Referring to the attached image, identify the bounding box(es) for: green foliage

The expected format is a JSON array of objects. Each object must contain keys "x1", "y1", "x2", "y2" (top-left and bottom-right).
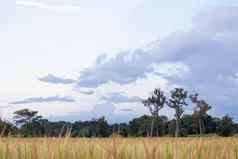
[
  {"x1": 217, "y1": 115, "x2": 235, "y2": 137},
  {"x1": 143, "y1": 89, "x2": 166, "y2": 137},
  {"x1": 128, "y1": 115, "x2": 152, "y2": 137},
  {"x1": 167, "y1": 88, "x2": 188, "y2": 116},
  {"x1": 190, "y1": 93, "x2": 212, "y2": 135},
  {"x1": 1, "y1": 112, "x2": 238, "y2": 138},
  {"x1": 71, "y1": 117, "x2": 110, "y2": 137},
  {"x1": 13, "y1": 109, "x2": 47, "y2": 137},
  {"x1": 143, "y1": 89, "x2": 166, "y2": 118},
  {"x1": 13, "y1": 109, "x2": 40, "y2": 126},
  {"x1": 167, "y1": 88, "x2": 188, "y2": 137},
  {"x1": 0, "y1": 119, "x2": 16, "y2": 136},
  {"x1": 0, "y1": 88, "x2": 237, "y2": 138}
]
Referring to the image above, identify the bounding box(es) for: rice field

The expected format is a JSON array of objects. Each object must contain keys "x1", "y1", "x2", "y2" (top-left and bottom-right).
[{"x1": 0, "y1": 137, "x2": 237, "y2": 159}]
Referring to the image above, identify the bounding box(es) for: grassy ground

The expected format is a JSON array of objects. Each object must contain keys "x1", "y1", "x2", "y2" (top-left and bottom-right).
[{"x1": 0, "y1": 137, "x2": 237, "y2": 159}]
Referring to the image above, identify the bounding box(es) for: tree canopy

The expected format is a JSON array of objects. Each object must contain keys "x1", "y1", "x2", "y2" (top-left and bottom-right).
[{"x1": 0, "y1": 88, "x2": 236, "y2": 137}]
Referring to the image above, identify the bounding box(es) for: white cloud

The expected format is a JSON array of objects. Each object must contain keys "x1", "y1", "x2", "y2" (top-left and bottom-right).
[
  {"x1": 7, "y1": 4, "x2": 238, "y2": 121},
  {"x1": 152, "y1": 62, "x2": 190, "y2": 78},
  {"x1": 72, "y1": 6, "x2": 238, "y2": 118},
  {"x1": 101, "y1": 92, "x2": 143, "y2": 104},
  {"x1": 16, "y1": 1, "x2": 80, "y2": 12}
]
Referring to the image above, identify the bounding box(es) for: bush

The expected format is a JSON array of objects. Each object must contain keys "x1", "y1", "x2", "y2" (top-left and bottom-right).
[{"x1": 217, "y1": 115, "x2": 234, "y2": 137}]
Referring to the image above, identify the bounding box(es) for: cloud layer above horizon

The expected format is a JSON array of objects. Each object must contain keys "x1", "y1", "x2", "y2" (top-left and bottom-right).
[
  {"x1": 41, "y1": 6, "x2": 238, "y2": 118},
  {"x1": 3, "y1": 1, "x2": 238, "y2": 122},
  {"x1": 11, "y1": 96, "x2": 75, "y2": 105}
]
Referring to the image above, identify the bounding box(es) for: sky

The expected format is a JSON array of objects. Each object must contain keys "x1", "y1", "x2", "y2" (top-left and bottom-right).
[{"x1": 0, "y1": 0, "x2": 238, "y2": 123}]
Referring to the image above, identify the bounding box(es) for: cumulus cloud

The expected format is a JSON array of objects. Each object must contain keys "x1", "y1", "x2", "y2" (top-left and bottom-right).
[
  {"x1": 74, "y1": 36, "x2": 197, "y2": 89},
  {"x1": 101, "y1": 92, "x2": 142, "y2": 103},
  {"x1": 73, "y1": 6, "x2": 238, "y2": 117},
  {"x1": 39, "y1": 74, "x2": 76, "y2": 84},
  {"x1": 16, "y1": 1, "x2": 80, "y2": 12},
  {"x1": 32, "y1": 6, "x2": 238, "y2": 119},
  {"x1": 152, "y1": 62, "x2": 190, "y2": 79},
  {"x1": 76, "y1": 50, "x2": 155, "y2": 88},
  {"x1": 75, "y1": 7, "x2": 238, "y2": 91},
  {"x1": 10, "y1": 96, "x2": 75, "y2": 104}
]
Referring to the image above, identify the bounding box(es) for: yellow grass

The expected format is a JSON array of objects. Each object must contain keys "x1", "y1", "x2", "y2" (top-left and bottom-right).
[{"x1": 0, "y1": 137, "x2": 237, "y2": 159}]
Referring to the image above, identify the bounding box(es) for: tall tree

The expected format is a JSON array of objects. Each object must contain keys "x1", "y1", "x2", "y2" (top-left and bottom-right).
[
  {"x1": 13, "y1": 109, "x2": 42, "y2": 136},
  {"x1": 13, "y1": 109, "x2": 41, "y2": 125},
  {"x1": 143, "y1": 89, "x2": 166, "y2": 137},
  {"x1": 167, "y1": 88, "x2": 188, "y2": 137},
  {"x1": 190, "y1": 93, "x2": 212, "y2": 135}
]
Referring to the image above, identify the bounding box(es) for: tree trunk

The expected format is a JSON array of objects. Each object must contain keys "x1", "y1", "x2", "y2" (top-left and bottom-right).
[
  {"x1": 156, "y1": 127, "x2": 159, "y2": 137},
  {"x1": 112, "y1": 125, "x2": 115, "y2": 136},
  {"x1": 150, "y1": 118, "x2": 154, "y2": 137},
  {"x1": 199, "y1": 118, "x2": 204, "y2": 136},
  {"x1": 162, "y1": 122, "x2": 165, "y2": 136},
  {"x1": 175, "y1": 109, "x2": 180, "y2": 137},
  {"x1": 155, "y1": 114, "x2": 159, "y2": 137},
  {"x1": 147, "y1": 128, "x2": 150, "y2": 137},
  {"x1": 175, "y1": 117, "x2": 180, "y2": 137},
  {"x1": 117, "y1": 125, "x2": 120, "y2": 135}
]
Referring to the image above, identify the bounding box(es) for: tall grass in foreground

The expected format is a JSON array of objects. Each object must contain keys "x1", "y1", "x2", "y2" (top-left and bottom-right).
[{"x1": 0, "y1": 137, "x2": 237, "y2": 159}]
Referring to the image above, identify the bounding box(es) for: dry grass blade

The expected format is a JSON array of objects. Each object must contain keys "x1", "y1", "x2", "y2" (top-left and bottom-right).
[{"x1": 0, "y1": 137, "x2": 235, "y2": 159}]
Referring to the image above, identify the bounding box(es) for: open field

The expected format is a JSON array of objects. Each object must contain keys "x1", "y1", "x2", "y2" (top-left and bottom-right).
[{"x1": 0, "y1": 137, "x2": 237, "y2": 159}]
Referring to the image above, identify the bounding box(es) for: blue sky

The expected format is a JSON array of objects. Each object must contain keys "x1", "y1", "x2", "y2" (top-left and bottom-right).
[{"x1": 0, "y1": 0, "x2": 238, "y2": 122}]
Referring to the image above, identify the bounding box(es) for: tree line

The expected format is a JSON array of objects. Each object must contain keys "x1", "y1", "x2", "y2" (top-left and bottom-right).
[{"x1": 0, "y1": 88, "x2": 237, "y2": 137}]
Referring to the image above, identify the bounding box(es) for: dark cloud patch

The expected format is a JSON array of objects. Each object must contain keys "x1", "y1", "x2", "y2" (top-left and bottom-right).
[
  {"x1": 101, "y1": 92, "x2": 142, "y2": 104},
  {"x1": 72, "y1": 87, "x2": 94, "y2": 95},
  {"x1": 78, "y1": 90, "x2": 94, "y2": 95},
  {"x1": 119, "y1": 108, "x2": 134, "y2": 112},
  {"x1": 39, "y1": 74, "x2": 76, "y2": 84},
  {"x1": 10, "y1": 96, "x2": 75, "y2": 104}
]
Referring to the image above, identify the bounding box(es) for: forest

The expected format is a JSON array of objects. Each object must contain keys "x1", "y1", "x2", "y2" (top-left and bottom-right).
[{"x1": 0, "y1": 88, "x2": 236, "y2": 138}]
